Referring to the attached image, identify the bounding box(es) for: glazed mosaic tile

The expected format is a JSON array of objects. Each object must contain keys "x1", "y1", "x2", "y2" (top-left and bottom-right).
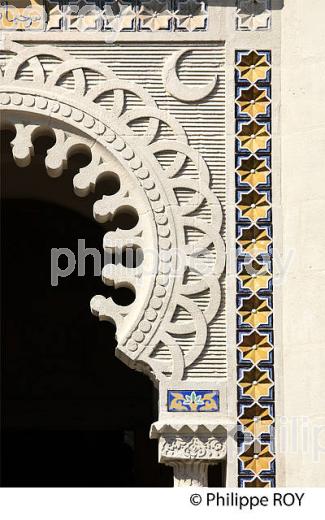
[
  {"x1": 235, "y1": 50, "x2": 275, "y2": 488},
  {"x1": 0, "y1": 1, "x2": 209, "y2": 32},
  {"x1": 167, "y1": 390, "x2": 220, "y2": 412}
]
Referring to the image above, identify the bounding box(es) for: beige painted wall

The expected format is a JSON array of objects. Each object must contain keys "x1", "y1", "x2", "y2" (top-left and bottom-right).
[{"x1": 281, "y1": 0, "x2": 325, "y2": 486}]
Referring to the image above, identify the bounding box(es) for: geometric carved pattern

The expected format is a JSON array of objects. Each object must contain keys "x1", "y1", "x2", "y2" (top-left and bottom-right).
[
  {"x1": 235, "y1": 50, "x2": 275, "y2": 488},
  {"x1": 236, "y1": 0, "x2": 271, "y2": 31},
  {"x1": 0, "y1": 1, "x2": 208, "y2": 32},
  {"x1": 0, "y1": 42, "x2": 224, "y2": 386}
]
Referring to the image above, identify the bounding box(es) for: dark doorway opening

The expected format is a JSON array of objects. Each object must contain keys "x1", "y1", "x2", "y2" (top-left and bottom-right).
[{"x1": 0, "y1": 130, "x2": 173, "y2": 487}]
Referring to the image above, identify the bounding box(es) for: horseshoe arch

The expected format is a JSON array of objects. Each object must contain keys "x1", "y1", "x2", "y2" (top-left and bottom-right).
[{"x1": 0, "y1": 41, "x2": 227, "y2": 486}]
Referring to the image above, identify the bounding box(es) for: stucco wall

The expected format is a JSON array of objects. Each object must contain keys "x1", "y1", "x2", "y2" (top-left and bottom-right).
[{"x1": 281, "y1": 0, "x2": 325, "y2": 486}]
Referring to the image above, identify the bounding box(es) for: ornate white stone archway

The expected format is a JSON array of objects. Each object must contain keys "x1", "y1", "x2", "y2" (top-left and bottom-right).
[{"x1": 0, "y1": 41, "x2": 228, "y2": 486}]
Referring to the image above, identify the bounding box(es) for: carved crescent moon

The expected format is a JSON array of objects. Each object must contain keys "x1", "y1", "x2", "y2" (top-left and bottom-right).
[{"x1": 162, "y1": 48, "x2": 218, "y2": 103}]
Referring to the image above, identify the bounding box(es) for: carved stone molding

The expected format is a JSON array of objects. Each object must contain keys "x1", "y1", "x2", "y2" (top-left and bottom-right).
[
  {"x1": 156, "y1": 428, "x2": 226, "y2": 487},
  {"x1": 151, "y1": 421, "x2": 227, "y2": 486},
  {"x1": 160, "y1": 435, "x2": 226, "y2": 461}
]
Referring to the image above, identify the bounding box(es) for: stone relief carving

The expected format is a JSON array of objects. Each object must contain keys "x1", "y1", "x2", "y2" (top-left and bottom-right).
[
  {"x1": 155, "y1": 425, "x2": 227, "y2": 486},
  {"x1": 160, "y1": 435, "x2": 226, "y2": 460},
  {"x1": 162, "y1": 48, "x2": 217, "y2": 102},
  {"x1": 0, "y1": 41, "x2": 225, "y2": 386},
  {"x1": 236, "y1": 0, "x2": 271, "y2": 31},
  {"x1": 149, "y1": 419, "x2": 227, "y2": 485}
]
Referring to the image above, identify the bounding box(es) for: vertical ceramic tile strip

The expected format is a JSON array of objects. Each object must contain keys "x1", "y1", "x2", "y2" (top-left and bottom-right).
[{"x1": 235, "y1": 50, "x2": 275, "y2": 487}]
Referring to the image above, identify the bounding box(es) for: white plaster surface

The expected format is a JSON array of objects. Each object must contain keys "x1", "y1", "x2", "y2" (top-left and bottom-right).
[{"x1": 281, "y1": 0, "x2": 325, "y2": 486}]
